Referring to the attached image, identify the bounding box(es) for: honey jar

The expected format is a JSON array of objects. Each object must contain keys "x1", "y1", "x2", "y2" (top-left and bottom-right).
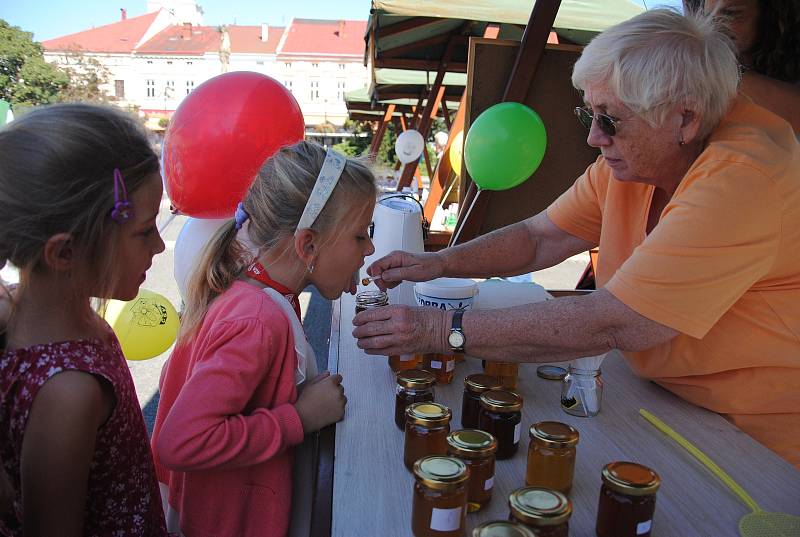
[
  {"x1": 525, "y1": 422, "x2": 579, "y2": 495},
  {"x1": 446, "y1": 429, "x2": 498, "y2": 512},
  {"x1": 478, "y1": 390, "x2": 523, "y2": 460},
  {"x1": 404, "y1": 402, "x2": 452, "y2": 471},
  {"x1": 472, "y1": 521, "x2": 535, "y2": 537},
  {"x1": 596, "y1": 462, "x2": 660, "y2": 537},
  {"x1": 508, "y1": 487, "x2": 572, "y2": 537},
  {"x1": 355, "y1": 290, "x2": 403, "y2": 369},
  {"x1": 461, "y1": 374, "x2": 503, "y2": 429},
  {"x1": 483, "y1": 361, "x2": 519, "y2": 390},
  {"x1": 395, "y1": 369, "x2": 436, "y2": 430},
  {"x1": 411, "y1": 456, "x2": 469, "y2": 537},
  {"x1": 423, "y1": 353, "x2": 457, "y2": 384}
]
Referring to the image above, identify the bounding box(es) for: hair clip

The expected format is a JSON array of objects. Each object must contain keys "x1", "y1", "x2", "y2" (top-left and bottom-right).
[
  {"x1": 234, "y1": 201, "x2": 249, "y2": 230},
  {"x1": 110, "y1": 168, "x2": 134, "y2": 223}
]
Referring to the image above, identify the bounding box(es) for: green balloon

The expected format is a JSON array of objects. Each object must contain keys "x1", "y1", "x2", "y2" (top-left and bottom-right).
[{"x1": 464, "y1": 102, "x2": 547, "y2": 191}]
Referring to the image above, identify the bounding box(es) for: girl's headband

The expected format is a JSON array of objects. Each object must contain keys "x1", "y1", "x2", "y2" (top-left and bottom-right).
[{"x1": 295, "y1": 148, "x2": 347, "y2": 232}]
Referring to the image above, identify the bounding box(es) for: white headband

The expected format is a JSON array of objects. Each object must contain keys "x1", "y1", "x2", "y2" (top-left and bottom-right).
[{"x1": 295, "y1": 148, "x2": 347, "y2": 232}]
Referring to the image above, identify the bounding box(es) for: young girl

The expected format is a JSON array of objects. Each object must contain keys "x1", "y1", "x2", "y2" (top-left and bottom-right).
[
  {"x1": 152, "y1": 141, "x2": 376, "y2": 537},
  {"x1": 0, "y1": 104, "x2": 168, "y2": 535}
]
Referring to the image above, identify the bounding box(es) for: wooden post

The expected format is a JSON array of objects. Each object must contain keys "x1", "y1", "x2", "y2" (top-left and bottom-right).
[{"x1": 368, "y1": 103, "x2": 395, "y2": 159}]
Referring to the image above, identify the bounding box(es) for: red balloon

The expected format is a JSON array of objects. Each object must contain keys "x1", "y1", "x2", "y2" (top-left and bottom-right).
[{"x1": 163, "y1": 72, "x2": 305, "y2": 218}]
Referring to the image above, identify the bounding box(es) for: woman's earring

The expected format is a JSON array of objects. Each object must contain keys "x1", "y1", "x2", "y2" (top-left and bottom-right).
[
  {"x1": 678, "y1": 135, "x2": 685, "y2": 146},
  {"x1": 307, "y1": 263, "x2": 315, "y2": 274}
]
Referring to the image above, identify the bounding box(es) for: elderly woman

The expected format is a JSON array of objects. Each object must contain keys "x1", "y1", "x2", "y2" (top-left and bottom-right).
[{"x1": 353, "y1": 9, "x2": 800, "y2": 467}]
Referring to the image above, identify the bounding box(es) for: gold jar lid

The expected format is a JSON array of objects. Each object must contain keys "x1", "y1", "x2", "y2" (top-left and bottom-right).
[
  {"x1": 413, "y1": 456, "x2": 469, "y2": 490},
  {"x1": 406, "y1": 402, "x2": 452, "y2": 427},
  {"x1": 397, "y1": 369, "x2": 436, "y2": 389},
  {"x1": 601, "y1": 461, "x2": 661, "y2": 496},
  {"x1": 447, "y1": 429, "x2": 497, "y2": 459},
  {"x1": 464, "y1": 374, "x2": 503, "y2": 394},
  {"x1": 472, "y1": 521, "x2": 536, "y2": 537},
  {"x1": 480, "y1": 389, "x2": 523, "y2": 412},
  {"x1": 508, "y1": 487, "x2": 572, "y2": 526},
  {"x1": 355, "y1": 289, "x2": 388, "y2": 308},
  {"x1": 529, "y1": 421, "x2": 579, "y2": 448}
]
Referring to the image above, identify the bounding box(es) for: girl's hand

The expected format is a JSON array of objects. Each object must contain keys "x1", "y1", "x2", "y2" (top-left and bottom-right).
[
  {"x1": 366, "y1": 251, "x2": 445, "y2": 291},
  {"x1": 295, "y1": 373, "x2": 347, "y2": 433}
]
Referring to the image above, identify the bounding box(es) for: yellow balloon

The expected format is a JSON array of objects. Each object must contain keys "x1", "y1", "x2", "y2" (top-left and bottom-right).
[
  {"x1": 104, "y1": 289, "x2": 180, "y2": 361},
  {"x1": 449, "y1": 131, "x2": 464, "y2": 176}
]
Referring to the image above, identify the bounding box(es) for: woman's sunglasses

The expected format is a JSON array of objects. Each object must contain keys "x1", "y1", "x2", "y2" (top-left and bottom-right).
[{"x1": 574, "y1": 106, "x2": 622, "y2": 137}]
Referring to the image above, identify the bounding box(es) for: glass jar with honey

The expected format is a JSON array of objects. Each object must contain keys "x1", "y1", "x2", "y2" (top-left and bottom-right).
[
  {"x1": 404, "y1": 402, "x2": 452, "y2": 471},
  {"x1": 446, "y1": 429, "x2": 498, "y2": 512},
  {"x1": 508, "y1": 487, "x2": 572, "y2": 537},
  {"x1": 411, "y1": 456, "x2": 469, "y2": 537},
  {"x1": 525, "y1": 421, "x2": 579, "y2": 495},
  {"x1": 596, "y1": 461, "x2": 660, "y2": 537},
  {"x1": 478, "y1": 390, "x2": 523, "y2": 460},
  {"x1": 423, "y1": 353, "x2": 457, "y2": 384},
  {"x1": 483, "y1": 361, "x2": 519, "y2": 390},
  {"x1": 395, "y1": 369, "x2": 436, "y2": 430},
  {"x1": 355, "y1": 290, "x2": 403, "y2": 370},
  {"x1": 461, "y1": 374, "x2": 503, "y2": 429},
  {"x1": 472, "y1": 521, "x2": 536, "y2": 537}
]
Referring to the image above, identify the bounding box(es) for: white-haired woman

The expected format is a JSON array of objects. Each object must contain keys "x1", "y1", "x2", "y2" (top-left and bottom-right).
[{"x1": 354, "y1": 9, "x2": 800, "y2": 467}]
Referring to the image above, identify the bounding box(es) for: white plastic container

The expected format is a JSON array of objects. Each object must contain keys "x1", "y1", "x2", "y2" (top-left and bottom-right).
[{"x1": 414, "y1": 278, "x2": 478, "y2": 310}]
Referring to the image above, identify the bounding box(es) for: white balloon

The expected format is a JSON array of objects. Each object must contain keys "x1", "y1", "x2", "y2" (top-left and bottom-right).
[
  {"x1": 395, "y1": 130, "x2": 425, "y2": 164},
  {"x1": 173, "y1": 217, "x2": 229, "y2": 302}
]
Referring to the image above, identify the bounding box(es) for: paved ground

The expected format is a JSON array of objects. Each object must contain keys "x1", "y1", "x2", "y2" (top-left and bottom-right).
[{"x1": 125, "y1": 195, "x2": 590, "y2": 434}]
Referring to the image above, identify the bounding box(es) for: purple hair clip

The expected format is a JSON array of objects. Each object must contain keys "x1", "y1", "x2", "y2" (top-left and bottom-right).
[
  {"x1": 234, "y1": 202, "x2": 249, "y2": 230},
  {"x1": 110, "y1": 168, "x2": 134, "y2": 223}
]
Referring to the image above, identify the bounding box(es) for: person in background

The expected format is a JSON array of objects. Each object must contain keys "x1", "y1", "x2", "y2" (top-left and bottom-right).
[
  {"x1": 152, "y1": 141, "x2": 376, "y2": 537},
  {"x1": 353, "y1": 9, "x2": 800, "y2": 468},
  {"x1": 0, "y1": 104, "x2": 168, "y2": 535}
]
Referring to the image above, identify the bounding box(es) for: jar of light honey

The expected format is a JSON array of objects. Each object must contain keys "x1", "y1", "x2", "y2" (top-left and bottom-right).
[
  {"x1": 446, "y1": 429, "x2": 498, "y2": 512},
  {"x1": 423, "y1": 353, "x2": 457, "y2": 384},
  {"x1": 525, "y1": 421, "x2": 579, "y2": 494},
  {"x1": 355, "y1": 290, "x2": 404, "y2": 370},
  {"x1": 596, "y1": 461, "x2": 660, "y2": 537},
  {"x1": 461, "y1": 374, "x2": 503, "y2": 429},
  {"x1": 508, "y1": 487, "x2": 572, "y2": 537},
  {"x1": 472, "y1": 521, "x2": 535, "y2": 537},
  {"x1": 478, "y1": 390, "x2": 523, "y2": 459},
  {"x1": 395, "y1": 369, "x2": 436, "y2": 431},
  {"x1": 483, "y1": 361, "x2": 519, "y2": 390},
  {"x1": 404, "y1": 402, "x2": 452, "y2": 471},
  {"x1": 412, "y1": 456, "x2": 469, "y2": 537}
]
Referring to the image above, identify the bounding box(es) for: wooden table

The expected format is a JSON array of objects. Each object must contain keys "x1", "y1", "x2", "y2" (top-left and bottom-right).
[{"x1": 315, "y1": 291, "x2": 800, "y2": 536}]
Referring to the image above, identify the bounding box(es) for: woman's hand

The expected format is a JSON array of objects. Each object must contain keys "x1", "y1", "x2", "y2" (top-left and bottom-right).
[
  {"x1": 366, "y1": 251, "x2": 445, "y2": 291},
  {"x1": 352, "y1": 304, "x2": 449, "y2": 357}
]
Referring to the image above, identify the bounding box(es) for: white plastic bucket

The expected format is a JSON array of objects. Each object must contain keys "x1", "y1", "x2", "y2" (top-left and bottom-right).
[{"x1": 414, "y1": 278, "x2": 478, "y2": 310}]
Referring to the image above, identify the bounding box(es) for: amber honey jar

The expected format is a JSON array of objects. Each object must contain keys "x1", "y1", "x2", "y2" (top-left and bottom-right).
[
  {"x1": 390, "y1": 354, "x2": 422, "y2": 372},
  {"x1": 483, "y1": 361, "x2": 519, "y2": 390},
  {"x1": 525, "y1": 421, "x2": 579, "y2": 495},
  {"x1": 472, "y1": 521, "x2": 536, "y2": 537},
  {"x1": 404, "y1": 402, "x2": 452, "y2": 471},
  {"x1": 446, "y1": 429, "x2": 498, "y2": 512},
  {"x1": 423, "y1": 353, "x2": 457, "y2": 384},
  {"x1": 461, "y1": 374, "x2": 503, "y2": 429},
  {"x1": 411, "y1": 456, "x2": 469, "y2": 537},
  {"x1": 355, "y1": 290, "x2": 402, "y2": 369},
  {"x1": 596, "y1": 462, "x2": 660, "y2": 537},
  {"x1": 395, "y1": 369, "x2": 436, "y2": 430},
  {"x1": 478, "y1": 390, "x2": 523, "y2": 460},
  {"x1": 508, "y1": 487, "x2": 572, "y2": 537}
]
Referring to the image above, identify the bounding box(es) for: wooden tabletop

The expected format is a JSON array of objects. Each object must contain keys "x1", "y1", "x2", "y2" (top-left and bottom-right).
[{"x1": 322, "y1": 291, "x2": 800, "y2": 536}]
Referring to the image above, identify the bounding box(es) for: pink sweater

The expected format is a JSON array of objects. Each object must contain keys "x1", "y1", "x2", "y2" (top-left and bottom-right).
[{"x1": 152, "y1": 281, "x2": 305, "y2": 537}]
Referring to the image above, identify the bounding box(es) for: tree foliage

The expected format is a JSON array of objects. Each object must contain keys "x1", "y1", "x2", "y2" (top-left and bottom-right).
[
  {"x1": 55, "y1": 47, "x2": 113, "y2": 103},
  {"x1": 0, "y1": 19, "x2": 67, "y2": 105},
  {"x1": 333, "y1": 118, "x2": 398, "y2": 168}
]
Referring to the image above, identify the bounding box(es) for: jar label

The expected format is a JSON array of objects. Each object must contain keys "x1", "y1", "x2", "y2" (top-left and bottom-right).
[
  {"x1": 637, "y1": 520, "x2": 652, "y2": 535},
  {"x1": 513, "y1": 422, "x2": 521, "y2": 443},
  {"x1": 431, "y1": 360, "x2": 442, "y2": 369},
  {"x1": 430, "y1": 506, "x2": 462, "y2": 531},
  {"x1": 484, "y1": 476, "x2": 494, "y2": 491},
  {"x1": 446, "y1": 359, "x2": 455, "y2": 372}
]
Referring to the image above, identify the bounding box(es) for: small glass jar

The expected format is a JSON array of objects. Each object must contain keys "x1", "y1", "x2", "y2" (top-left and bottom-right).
[
  {"x1": 404, "y1": 402, "x2": 452, "y2": 471},
  {"x1": 411, "y1": 456, "x2": 469, "y2": 537},
  {"x1": 461, "y1": 374, "x2": 503, "y2": 429},
  {"x1": 390, "y1": 353, "x2": 422, "y2": 372},
  {"x1": 560, "y1": 366, "x2": 603, "y2": 417},
  {"x1": 483, "y1": 361, "x2": 519, "y2": 390},
  {"x1": 446, "y1": 429, "x2": 498, "y2": 512},
  {"x1": 508, "y1": 487, "x2": 572, "y2": 537},
  {"x1": 596, "y1": 461, "x2": 660, "y2": 537},
  {"x1": 395, "y1": 369, "x2": 436, "y2": 430},
  {"x1": 472, "y1": 521, "x2": 536, "y2": 537},
  {"x1": 423, "y1": 353, "x2": 457, "y2": 384},
  {"x1": 525, "y1": 421, "x2": 579, "y2": 495},
  {"x1": 478, "y1": 390, "x2": 523, "y2": 460},
  {"x1": 355, "y1": 290, "x2": 403, "y2": 370}
]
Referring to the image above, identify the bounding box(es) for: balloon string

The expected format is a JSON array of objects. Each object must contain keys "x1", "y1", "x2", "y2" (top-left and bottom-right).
[{"x1": 451, "y1": 188, "x2": 481, "y2": 245}]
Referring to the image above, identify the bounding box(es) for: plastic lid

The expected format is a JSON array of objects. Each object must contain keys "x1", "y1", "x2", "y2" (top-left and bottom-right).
[
  {"x1": 480, "y1": 389, "x2": 523, "y2": 412},
  {"x1": 413, "y1": 456, "x2": 469, "y2": 490},
  {"x1": 446, "y1": 429, "x2": 497, "y2": 458},
  {"x1": 601, "y1": 461, "x2": 661, "y2": 496},
  {"x1": 406, "y1": 402, "x2": 451, "y2": 427},
  {"x1": 508, "y1": 487, "x2": 572, "y2": 526},
  {"x1": 472, "y1": 521, "x2": 536, "y2": 537},
  {"x1": 536, "y1": 365, "x2": 567, "y2": 380},
  {"x1": 414, "y1": 277, "x2": 478, "y2": 300},
  {"x1": 529, "y1": 421, "x2": 579, "y2": 448},
  {"x1": 397, "y1": 369, "x2": 436, "y2": 389},
  {"x1": 464, "y1": 374, "x2": 504, "y2": 393}
]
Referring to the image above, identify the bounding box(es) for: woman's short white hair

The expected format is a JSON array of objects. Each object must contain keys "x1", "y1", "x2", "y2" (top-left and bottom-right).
[{"x1": 572, "y1": 8, "x2": 740, "y2": 138}]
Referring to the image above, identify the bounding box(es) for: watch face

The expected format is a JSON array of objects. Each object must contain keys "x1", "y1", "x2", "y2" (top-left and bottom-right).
[{"x1": 448, "y1": 330, "x2": 465, "y2": 348}]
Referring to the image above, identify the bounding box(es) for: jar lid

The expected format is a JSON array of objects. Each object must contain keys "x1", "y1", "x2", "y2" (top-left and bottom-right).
[
  {"x1": 536, "y1": 365, "x2": 567, "y2": 380},
  {"x1": 413, "y1": 456, "x2": 469, "y2": 490},
  {"x1": 508, "y1": 487, "x2": 572, "y2": 526},
  {"x1": 355, "y1": 289, "x2": 388, "y2": 308},
  {"x1": 472, "y1": 521, "x2": 536, "y2": 537},
  {"x1": 406, "y1": 402, "x2": 451, "y2": 427},
  {"x1": 529, "y1": 421, "x2": 579, "y2": 448},
  {"x1": 464, "y1": 374, "x2": 503, "y2": 394},
  {"x1": 397, "y1": 369, "x2": 436, "y2": 389},
  {"x1": 479, "y1": 389, "x2": 523, "y2": 412},
  {"x1": 601, "y1": 461, "x2": 661, "y2": 496},
  {"x1": 446, "y1": 429, "x2": 497, "y2": 458}
]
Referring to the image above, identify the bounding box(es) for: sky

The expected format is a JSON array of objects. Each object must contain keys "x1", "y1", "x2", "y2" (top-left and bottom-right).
[{"x1": 2, "y1": 0, "x2": 684, "y2": 42}]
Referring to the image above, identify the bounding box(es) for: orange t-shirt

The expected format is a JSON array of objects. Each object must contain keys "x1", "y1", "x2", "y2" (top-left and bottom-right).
[{"x1": 547, "y1": 95, "x2": 800, "y2": 467}]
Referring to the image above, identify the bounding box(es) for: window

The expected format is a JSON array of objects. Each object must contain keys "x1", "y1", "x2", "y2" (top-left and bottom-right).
[
  {"x1": 167, "y1": 60, "x2": 173, "y2": 65},
  {"x1": 310, "y1": 80, "x2": 320, "y2": 101},
  {"x1": 256, "y1": 60, "x2": 264, "y2": 65},
  {"x1": 186, "y1": 61, "x2": 193, "y2": 65},
  {"x1": 336, "y1": 80, "x2": 346, "y2": 100},
  {"x1": 115, "y1": 80, "x2": 125, "y2": 99},
  {"x1": 338, "y1": 63, "x2": 345, "y2": 70},
  {"x1": 166, "y1": 80, "x2": 175, "y2": 88},
  {"x1": 285, "y1": 62, "x2": 292, "y2": 68},
  {"x1": 311, "y1": 62, "x2": 319, "y2": 68},
  {"x1": 146, "y1": 60, "x2": 153, "y2": 64},
  {"x1": 284, "y1": 80, "x2": 293, "y2": 92},
  {"x1": 185, "y1": 80, "x2": 195, "y2": 95},
  {"x1": 146, "y1": 79, "x2": 156, "y2": 97}
]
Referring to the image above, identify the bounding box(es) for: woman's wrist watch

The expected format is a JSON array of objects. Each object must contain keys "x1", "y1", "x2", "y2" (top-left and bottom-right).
[{"x1": 448, "y1": 309, "x2": 466, "y2": 353}]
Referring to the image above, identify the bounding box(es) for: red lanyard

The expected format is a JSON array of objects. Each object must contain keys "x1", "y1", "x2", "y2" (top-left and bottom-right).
[{"x1": 245, "y1": 261, "x2": 302, "y2": 322}]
